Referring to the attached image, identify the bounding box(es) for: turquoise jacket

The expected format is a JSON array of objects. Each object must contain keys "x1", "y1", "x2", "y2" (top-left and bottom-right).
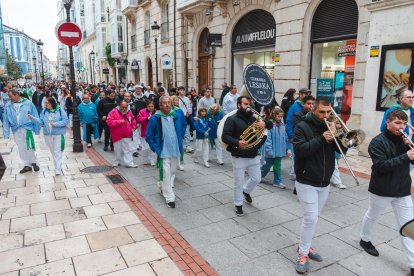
[
  {"x1": 264, "y1": 122, "x2": 288, "y2": 158},
  {"x1": 78, "y1": 102, "x2": 99, "y2": 141}
]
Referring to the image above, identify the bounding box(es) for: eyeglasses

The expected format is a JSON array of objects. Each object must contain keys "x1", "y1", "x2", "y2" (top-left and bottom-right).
[{"x1": 404, "y1": 96, "x2": 414, "y2": 100}]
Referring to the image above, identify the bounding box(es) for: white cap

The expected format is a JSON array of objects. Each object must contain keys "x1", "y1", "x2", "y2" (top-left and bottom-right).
[{"x1": 134, "y1": 85, "x2": 142, "y2": 89}]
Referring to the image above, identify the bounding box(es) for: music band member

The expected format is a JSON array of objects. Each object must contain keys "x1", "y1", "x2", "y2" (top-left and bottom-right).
[
  {"x1": 221, "y1": 96, "x2": 272, "y2": 216},
  {"x1": 292, "y1": 96, "x2": 347, "y2": 274},
  {"x1": 360, "y1": 109, "x2": 414, "y2": 275}
]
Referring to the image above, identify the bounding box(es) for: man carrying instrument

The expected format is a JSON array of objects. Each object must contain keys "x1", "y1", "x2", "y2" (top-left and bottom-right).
[
  {"x1": 360, "y1": 109, "x2": 414, "y2": 275},
  {"x1": 222, "y1": 96, "x2": 272, "y2": 216},
  {"x1": 292, "y1": 96, "x2": 347, "y2": 274}
]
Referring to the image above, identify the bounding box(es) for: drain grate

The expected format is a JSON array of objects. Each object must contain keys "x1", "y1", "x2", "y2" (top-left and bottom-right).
[
  {"x1": 81, "y1": 165, "x2": 113, "y2": 173},
  {"x1": 106, "y1": 174, "x2": 124, "y2": 184}
]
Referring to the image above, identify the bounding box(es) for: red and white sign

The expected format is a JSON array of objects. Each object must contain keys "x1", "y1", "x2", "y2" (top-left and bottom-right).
[{"x1": 55, "y1": 21, "x2": 82, "y2": 46}]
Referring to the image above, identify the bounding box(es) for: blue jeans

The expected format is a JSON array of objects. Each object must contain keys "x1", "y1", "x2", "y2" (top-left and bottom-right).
[
  {"x1": 0, "y1": 106, "x2": 3, "y2": 123},
  {"x1": 261, "y1": 157, "x2": 282, "y2": 184}
]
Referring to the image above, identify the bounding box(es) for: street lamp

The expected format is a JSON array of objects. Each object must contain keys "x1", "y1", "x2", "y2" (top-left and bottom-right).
[
  {"x1": 37, "y1": 39, "x2": 45, "y2": 85},
  {"x1": 151, "y1": 21, "x2": 160, "y2": 85},
  {"x1": 32, "y1": 56, "x2": 38, "y2": 83},
  {"x1": 89, "y1": 50, "x2": 95, "y2": 84},
  {"x1": 63, "y1": 0, "x2": 83, "y2": 153}
]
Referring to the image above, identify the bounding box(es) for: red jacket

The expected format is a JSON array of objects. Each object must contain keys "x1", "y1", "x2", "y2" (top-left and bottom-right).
[
  {"x1": 136, "y1": 108, "x2": 156, "y2": 138},
  {"x1": 106, "y1": 107, "x2": 137, "y2": 143}
]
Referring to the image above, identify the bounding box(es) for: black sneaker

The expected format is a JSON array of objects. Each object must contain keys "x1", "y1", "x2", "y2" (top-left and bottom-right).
[
  {"x1": 167, "y1": 201, "x2": 175, "y2": 208},
  {"x1": 235, "y1": 205, "x2": 244, "y2": 216},
  {"x1": 293, "y1": 188, "x2": 297, "y2": 195},
  {"x1": 19, "y1": 166, "x2": 32, "y2": 174},
  {"x1": 243, "y1": 192, "x2": 252, "y2": 204},
  {"x1": 360, "y1": 239, "x2": 379, "y2": 256},
  {"x1": 133, "y1": 152, "x2": 139, "y2": 157},
  {"x1": 103, "y1": 146, "x2": 108, "y2": 151},
  {"x1": 32, "y1": 163, "x2": 40, "y2": 172}
]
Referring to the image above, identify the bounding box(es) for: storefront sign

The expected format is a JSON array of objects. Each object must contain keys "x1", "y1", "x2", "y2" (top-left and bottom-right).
[
  {"x1": 338, "y1": 43, "x2": 356, "y2": 57},
  {"x1": 370, "y1": 46, "x2": 380, "y2": 57},
  {"x1": 316, "y1": 78, "x2": 334, "y2": 101},
  {"x1": 161, "y1": 55, "x2": 173, "y2": 69},
  {"x1": 272, "y1": 54, "x2": 280, "y2": 63},
  {"x1": 131, "y1": 60, "x2": 140, "y2": 70},
  {"x1": 209, "y1": 34, "x2": 222, "y2": 47},
  {"x1": 243, "y1": 63, "x2": 275, "y2": 106},
  {"x1": 232, "y1": 10, "x2": 276, "y2": 51}
]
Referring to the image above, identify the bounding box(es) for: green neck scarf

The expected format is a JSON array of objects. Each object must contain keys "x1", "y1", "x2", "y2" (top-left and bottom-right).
[
  {"x1": 61, "y1": 134, "x2": 65, "y2": 151},
  {"x1": 16, "y1": 98, "x2": 26, "y2": 104},
  {"x1": 157, "y1": 157, "x2": 163, "y2": 181},
  {"x1": 394, "y1": 104, "x2": 410, "y2": 111},
  {"x1": 156, "y1": 109, "x2": 175, "y2": 117}
]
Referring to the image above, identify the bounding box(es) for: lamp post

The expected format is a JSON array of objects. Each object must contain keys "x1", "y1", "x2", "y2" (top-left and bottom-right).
[
  {"x1": 151, "y1": 21, "x2": 160, "y2": 85},
  {"x1": 32, "y1": 56, "x2": 38, "y2": 83},
  {"x1": 37, "y1": 39, "x2": 45, "y2": 85},
  {"x1": 63, "y1": 0, "x2": 83, "y2": 153},
  {"x1": 89, "y1": 50, "x2": 95, "y2": 84}
]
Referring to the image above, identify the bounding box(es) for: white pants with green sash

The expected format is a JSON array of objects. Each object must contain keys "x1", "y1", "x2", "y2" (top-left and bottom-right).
[{"x1": 14, "y1": 128, "x2": 37, "y2": 166}]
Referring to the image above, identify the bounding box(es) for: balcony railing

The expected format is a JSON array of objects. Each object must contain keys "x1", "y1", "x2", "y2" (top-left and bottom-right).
[
  {"x1": 144, "y1": 29, "x2": 150, "y2": 46},
  {"x1": 131, "y1": 35, "x2": 137, "y2": 51},
  {"x1": 161, "y1": 22, "x2": 169, "y2": 41},
  {"x1": 121, "y1": 0, "x2": 137, "y2": 10}
]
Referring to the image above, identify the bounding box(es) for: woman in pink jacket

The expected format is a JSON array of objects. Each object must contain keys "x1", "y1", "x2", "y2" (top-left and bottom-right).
[
  {"x1": 136, "y1": 100, "x2": 156, "y2": 165},
  {"x1": 106, "y1": 101, "x2": 138, "y2": 168}
]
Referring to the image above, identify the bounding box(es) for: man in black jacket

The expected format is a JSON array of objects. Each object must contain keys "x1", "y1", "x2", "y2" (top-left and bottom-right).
[
  {"x1": 292, "y1": 96, "x2": 347, "y2": 274},
  {"x1": 97, "y1": 90, "x2": 117, "y2": 151},
  {"x1": 360, "y1": 109, "x2": 414, "y2": 275},
  {"x1": 222, "y1": 96, "x2": 272, "y2": 216}
]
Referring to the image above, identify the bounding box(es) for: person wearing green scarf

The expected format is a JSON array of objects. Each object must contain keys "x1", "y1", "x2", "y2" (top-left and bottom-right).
[
  {"x1": 31, "y1": 97, "x2": 68, "y2": 176},
  {"x1": 3, "y1": 89, "x2": 40, "y2": 174}
]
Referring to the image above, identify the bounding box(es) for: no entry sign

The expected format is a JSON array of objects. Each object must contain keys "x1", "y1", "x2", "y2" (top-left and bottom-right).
[{"x1": 55, "y1": 21, "x2": 82, "y2": 46}]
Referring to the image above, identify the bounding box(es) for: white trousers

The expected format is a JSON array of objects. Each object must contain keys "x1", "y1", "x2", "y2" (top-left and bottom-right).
[
  {"x1": 195, "y1": 139, "x2": 209, "y2": 163},
  {"x1": 141, "y1": 140, "x2": 154, "y2": 164},
  {"x1": 160, "y1": 157, "x2": 177, "y2": 203},
  {"x1": 114, "y1": 138, "x2": 135, "y2": 166},
  {"x1": 330, "y1": 160, "x2": 342, "y2": 185},
  {"x1": 295, "y1": 181, "x2": 330, "y2": 256},
  {"x1": 14, "y1": 128, "x2": 37, "y2": 166},
  {"x1": 214, "y1": 138, "x2": 223, "y2": 162},
  {"x1": 132, "y1": 129, "x2": 141, "y2": 150},
  {"x1": 232, "y1": 156, "x2": 261, "y2": 206},
  {"x1": 44, "y1": 135, "x2": 63, "y2": 172},
  {"x1": 361, "y1": 192, "x2": 414, "y2": 268}
]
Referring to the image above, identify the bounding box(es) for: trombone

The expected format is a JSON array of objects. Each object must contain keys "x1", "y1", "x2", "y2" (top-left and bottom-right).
[{"x1": 324, "y1": 108, "x2": 365, "y2": 186}]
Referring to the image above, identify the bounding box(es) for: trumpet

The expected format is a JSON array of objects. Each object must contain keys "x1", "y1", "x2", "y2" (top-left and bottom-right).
[{"x1": 324, "y1": 108, "x2": 364, "y2": 186}]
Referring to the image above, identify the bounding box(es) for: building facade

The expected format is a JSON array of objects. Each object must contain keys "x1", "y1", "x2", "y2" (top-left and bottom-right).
[{"x1": 0, "y1": 1, "x2": 6, "y2": 77}]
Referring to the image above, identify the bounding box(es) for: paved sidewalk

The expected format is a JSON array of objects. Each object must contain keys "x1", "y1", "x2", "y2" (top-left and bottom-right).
[
  {"x1": 0, "y1": 136, "x2": 184, "y2": 276},
  {"x1": 95, "y1": 142, "x2": 412, "y2": 276}
]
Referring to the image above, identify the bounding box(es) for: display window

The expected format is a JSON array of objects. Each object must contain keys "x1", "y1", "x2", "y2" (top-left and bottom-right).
[
  {"x1": 376, "y1": 43, "x2": 414, "y2": 111},
  {"x1": 310, "y1": 39, "x2": 356, "y2": 122}
]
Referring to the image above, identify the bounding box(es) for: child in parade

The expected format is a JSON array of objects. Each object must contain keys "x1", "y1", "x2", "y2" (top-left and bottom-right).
[
  {"x1": 136, "y1": 100, "x2": 157, "y2": 166},
  {"x1": 171, "y1": 95, "x2": 187, "y2": 171},
  {"x1": 208, "y1": 104, "x2": 224, "y2": 165},
  {"x1": 261, "y1": 107, "x2": 290, "y2": 188},
  {"x1": 194, "y1": 107, "x2": 212, "y2": 167}
]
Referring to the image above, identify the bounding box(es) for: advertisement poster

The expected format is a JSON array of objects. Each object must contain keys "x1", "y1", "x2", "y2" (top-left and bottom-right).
[
  {"x1": 378, "y1": 48, "x2": 412, "y2": 109},
  {"x1": 341, "y1": 39, "x2": 356, "y2": 123},
  {"x1": 317, "y1": 78, "x2": 334, "y2": 102},
  {"x1": 333, "y1": 71, "x2": 345, "y2": 114}
]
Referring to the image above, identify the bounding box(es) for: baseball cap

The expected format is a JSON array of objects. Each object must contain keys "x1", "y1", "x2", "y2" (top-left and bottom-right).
[
  {"x1": 299, "y1": 88, "x2": 311, "y2": 94},
  {"x1": 61, "y1": 85, "x2": 66, "y2": 89},
  {"x1": 134, "y1": 85, "x2": 142, "y2": 89}
]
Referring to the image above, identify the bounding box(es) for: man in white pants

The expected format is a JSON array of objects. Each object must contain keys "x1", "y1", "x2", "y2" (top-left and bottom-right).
[
  {"x1": 292, "y1": 97, "x2": 347, "y2": 274},
  {"x1": 146, "y1": 96, "x2": 184, "y2": 208},
  {"x1": 3, "y1": 89, "x2": 40, "y2": 173},
  {"x1": 221, "y1": 96, "x2": 272, "y2": 216},
  {"x1": 360, "y1": 109, "x2": 414, "y2": 276}
]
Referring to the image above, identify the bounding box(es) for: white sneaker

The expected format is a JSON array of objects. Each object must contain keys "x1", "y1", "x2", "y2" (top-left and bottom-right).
[
  {"x1": 55, "y1": 170, "x2": 61, "y2": 176},
  {"x1": 273, "y1": 182, "x2": 286, "y2": 189},
  {"x1": 204, "y1": 161, "x2": 210, "y2": 168},
  {"x1": 126, "y1": 164, "x2": 138, "y2": 168},
  {"x1": 112, "y1": 163, "x2": 120, "y2": 167},
  {"x1": 87, "y1": 143, "x2": 92, "y2": 148},
  {"x1": 331, "y1": 182, "x2": 347, "y2": 189},
  {"x1": 177, "y1": 164, "x2": 184, "y2": 171},
  {"x1": 217, "y1": 159, "x2": 224, "y2": 165},
  {"x1": 194, "y1": 158, "x2": 199, "y2": 164},
  {"x1": 185, "y1": 146, "x2": 195, "y2": 153},
  {"x1": 150, "y1": 161, "x2": 155, "y2": 166},
  {"x1": 97, "y1": 138, "x2": 102, "y2": 143}
]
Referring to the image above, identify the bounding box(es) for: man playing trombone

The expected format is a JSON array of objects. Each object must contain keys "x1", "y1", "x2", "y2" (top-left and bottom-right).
[
  {"x1": 360, "y1": 109, "x2": 414, "y2": 276},
  {"x1": 292, "y1": 96, "x2": 348, "y2": 274}
]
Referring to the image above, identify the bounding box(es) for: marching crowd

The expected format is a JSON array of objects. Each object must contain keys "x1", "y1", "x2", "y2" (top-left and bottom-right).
[{"x1": 2, "y1": 79, "x2": 414, "y2": 275}]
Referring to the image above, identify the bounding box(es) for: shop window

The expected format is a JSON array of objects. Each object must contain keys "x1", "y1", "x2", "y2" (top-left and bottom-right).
[
  {"x1": 310, "y1": 39, "x2": 356, "y2": 121},
  {"x1": 376, "y1": 43, "x2": 414, "y2": 111}
]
